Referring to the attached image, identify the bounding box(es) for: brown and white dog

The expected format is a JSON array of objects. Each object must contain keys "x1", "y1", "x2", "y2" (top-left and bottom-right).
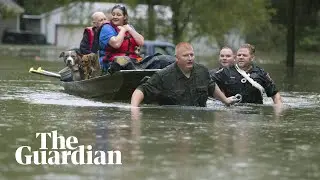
[
  {"x1": 79, "y1": 53, "x2": 100, "y2": 79},
  {"x1": 59, "y1": 50, "x2": 83, "y2": 81}
]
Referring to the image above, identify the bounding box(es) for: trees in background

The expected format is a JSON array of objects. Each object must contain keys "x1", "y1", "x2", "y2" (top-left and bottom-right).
[
  {"x1": 267, "y1": 0, "x2": 320, "y2": 51},
  {"x1": 15, "y1": 0, "x2": 93, "y2": 15},
  {"x1": 125, "y1": 0, "x2": 274, "y2": 50},
  {"x1": 15, "y1": 0, "x2": 320, "y2": 51},
  {"x1": 0, "y1": 1, "x2": 24, "y2": 19}
]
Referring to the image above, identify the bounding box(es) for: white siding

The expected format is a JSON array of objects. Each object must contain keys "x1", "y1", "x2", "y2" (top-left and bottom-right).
[
  {"x1": 41, "y1": 8, "x2": 63, "y2": 44},
  {"x1": 56, "y1": 25, "x2": 84, "y2": 49}
]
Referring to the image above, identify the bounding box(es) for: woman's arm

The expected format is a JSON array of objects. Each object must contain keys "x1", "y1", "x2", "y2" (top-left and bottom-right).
[
  {"x1": 124, "y1": 25, "x2": 144, "y2": 46},
  {"x1": 108, "y1": 26, "x2": 127, "y2": 49},
  {"x1": 99, "y1": 24, "x2": 118, "y2": 49}
]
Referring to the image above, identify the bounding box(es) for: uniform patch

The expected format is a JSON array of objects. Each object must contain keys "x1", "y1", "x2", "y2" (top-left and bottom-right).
[{"x1": 250, "y1": 73, "x2": 258, "y2": 78}]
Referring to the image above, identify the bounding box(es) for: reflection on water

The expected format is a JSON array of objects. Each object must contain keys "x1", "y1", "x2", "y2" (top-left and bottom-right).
[{"x1": 1, "y1": 57, "x2": 320, "y2": 180}]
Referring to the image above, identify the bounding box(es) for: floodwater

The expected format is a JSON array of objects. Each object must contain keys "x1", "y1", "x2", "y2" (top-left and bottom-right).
[{"x1": 1, "y1": 57, "x2": 320, "y2": 180}]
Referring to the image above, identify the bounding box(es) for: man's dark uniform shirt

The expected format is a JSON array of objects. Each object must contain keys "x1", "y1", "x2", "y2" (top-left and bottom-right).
[
  {"x1": 209, "y1": 66, "x2": 223, "y2": 77},
  {"x1": 212, "y1": 64, "x2": 278, "y2": 104},
  {"x1": 137, "y1": 62, "x2": 215, "y2": 107}
]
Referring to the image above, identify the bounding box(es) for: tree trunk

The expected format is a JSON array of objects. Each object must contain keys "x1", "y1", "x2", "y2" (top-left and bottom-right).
[
  {"x1": 171, "y1": 1, "x2": 182, "y2": 44},
  {"x1": 146, "y1": 0, "x2": 156, "y2": 40},
  {"x1": 286, "y1": 0, "x2": 296, "y2": 67}
]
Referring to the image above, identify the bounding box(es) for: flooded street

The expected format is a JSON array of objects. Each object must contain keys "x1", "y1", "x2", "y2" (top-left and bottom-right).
[{"x1": 1, "y1": 57, "x2": 320, "y2": 180}]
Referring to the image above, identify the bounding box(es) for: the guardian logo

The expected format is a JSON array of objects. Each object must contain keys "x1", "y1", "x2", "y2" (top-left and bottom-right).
[{"x1": 15, "y1": 130, "x2": 122, "y2": 165}]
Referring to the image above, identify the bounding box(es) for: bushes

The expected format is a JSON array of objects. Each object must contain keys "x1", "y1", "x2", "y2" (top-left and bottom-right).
[
  {"x1": 247, "y1": 24, "x2": 320, "y2": 52},
  {"x1": 246, "y1": 23, "x2": 287, "y2": 51},
  {"x1": 298, "y1": 26, "x2": 320, "y2": 51}
]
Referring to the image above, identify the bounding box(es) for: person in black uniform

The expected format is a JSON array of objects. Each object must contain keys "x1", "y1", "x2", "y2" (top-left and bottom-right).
[
  {"x1": 212, "y1": 44, "x2": 282, "y2": 104},
  {"x1": 209, "y1": 46, "x2": 235, "y2": 75},
  {"x1": 130, "y1": 42, "x2": 240, "y2": 107}
]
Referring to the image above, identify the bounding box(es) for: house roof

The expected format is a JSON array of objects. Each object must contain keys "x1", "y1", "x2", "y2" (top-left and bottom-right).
[{"x1": 0, "y1": 0, "x2": 24, "y2": 14}]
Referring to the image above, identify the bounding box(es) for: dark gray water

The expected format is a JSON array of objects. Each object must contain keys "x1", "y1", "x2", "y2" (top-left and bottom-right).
[{"x1": 1, "y1": 57, "x2": 320, "y2": 180}]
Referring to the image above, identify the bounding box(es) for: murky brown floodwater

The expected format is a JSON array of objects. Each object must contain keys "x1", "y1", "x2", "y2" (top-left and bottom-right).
[{"x1": 1, "y1": 57, "x2": 320, "y2": 180}]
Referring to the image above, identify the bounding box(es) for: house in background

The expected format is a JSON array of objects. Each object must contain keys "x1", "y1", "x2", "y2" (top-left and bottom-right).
[
  {"x1": 21, "y1": 14, "x2": 41, "y2": 33},
  {"x1": 38, "y1": 2, "x2": 172, "y2": 49},
  {"x1": 0, "y1": 0, "x2": 24, "y2": 43}
]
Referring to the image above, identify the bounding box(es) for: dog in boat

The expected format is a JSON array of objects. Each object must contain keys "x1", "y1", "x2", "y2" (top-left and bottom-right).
[
  {"x1": 59, "y1": 49, "x2": 83, "y2": 81},
  {"x1": 59, "y1": 49, "x2": 100, "y2": 81},
  {"x1": 79, "y1": 53, "x2": 100, "y2": 79}
]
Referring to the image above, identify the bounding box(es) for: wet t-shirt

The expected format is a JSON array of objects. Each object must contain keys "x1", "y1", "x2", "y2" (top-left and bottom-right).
[{"x1": 137, "y1": 63, "x2": 215, "y2": 107}]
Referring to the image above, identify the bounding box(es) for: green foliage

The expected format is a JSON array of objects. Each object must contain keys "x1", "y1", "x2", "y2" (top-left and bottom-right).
[
  {"x1": 0, "y1": 4, "x2": 19, "y2": 19},
  {"x1": 19, "y1": 0, "x2": 298, "y2": 51},
  {"x1": 246, "y1": 23, "x2": 287, "y2": 51},
  {"x1": 189, "y1": 0, "x2": 275, "y2": 46},
  {"x1": 123, "y1": 0, "x2": 275, "y2": 45},
  {"x1": 298, "y1": 27, "x2": 320, "y2": 51},
  {"x1": 17, "y1": 0, "x2": 111, "y2": 15}
]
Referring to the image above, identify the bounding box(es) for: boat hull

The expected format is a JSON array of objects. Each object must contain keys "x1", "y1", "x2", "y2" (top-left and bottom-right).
[{"x1": 61, "y1": 69, "x2": 158, "y2": 102}]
